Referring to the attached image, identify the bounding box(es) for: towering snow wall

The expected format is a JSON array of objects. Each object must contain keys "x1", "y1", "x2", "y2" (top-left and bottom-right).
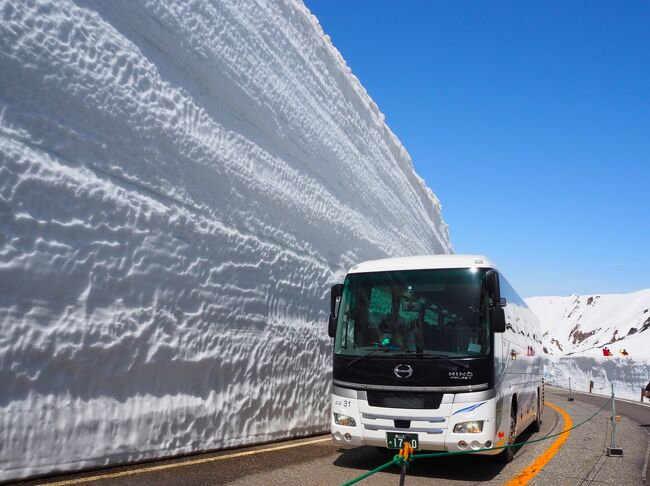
[
  {"x1": 0, "y1": 0, "x2": 451, "y2": 480},
  {"x1": 527, "y1": 291, "x2": 650, "y2": 400}
]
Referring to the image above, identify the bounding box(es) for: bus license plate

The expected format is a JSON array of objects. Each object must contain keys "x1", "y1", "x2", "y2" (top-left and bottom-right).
[{"x1": 386, "y1": 432, "x2": 419, "y2": 450}]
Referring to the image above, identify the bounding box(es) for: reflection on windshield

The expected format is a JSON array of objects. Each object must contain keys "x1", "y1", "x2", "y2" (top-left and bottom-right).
[{"x1": 334, "y1": 268, "x2": 491, "y2": 358}]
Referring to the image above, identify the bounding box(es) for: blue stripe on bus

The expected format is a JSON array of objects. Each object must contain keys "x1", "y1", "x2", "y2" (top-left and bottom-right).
[{"x1": 453, "y1": 402, "x2": 486, "y2": 415}]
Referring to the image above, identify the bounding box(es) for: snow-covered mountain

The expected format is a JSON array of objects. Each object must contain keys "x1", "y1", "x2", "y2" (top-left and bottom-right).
[
  {"x1": 528, "y1": 290, "x2": 650, "y2": 359},
  {"x1": 526, "y1": 290, "x2": 650, "y2": 400},
  {"x1": 0, "y1": 0, "x2": 450, "y2": 480}
]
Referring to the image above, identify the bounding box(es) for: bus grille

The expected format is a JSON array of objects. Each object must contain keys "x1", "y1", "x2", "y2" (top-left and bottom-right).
[{"x1": 366, "y1": 391, "x2": 443, "y2": 409}]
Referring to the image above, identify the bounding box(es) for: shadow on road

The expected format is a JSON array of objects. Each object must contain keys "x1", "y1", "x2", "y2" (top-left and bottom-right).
[{"x1": 333, "y1": 426, "x2": 538, "y2": 482}]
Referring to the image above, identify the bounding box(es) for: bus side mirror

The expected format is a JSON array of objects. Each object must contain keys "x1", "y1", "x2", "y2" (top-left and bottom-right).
[
  {"x1": 328, "y1": 283, "x2": 344, "y2": 338},
  {"x1": 486, "y1": 270, "x2": 506, "y2": 332},
  {"x1": 486, "y1": 270, "x2": 501, "y2": 301},
  {"x1": 490, "y1": 307, "x2": 506, "y2": 333}
]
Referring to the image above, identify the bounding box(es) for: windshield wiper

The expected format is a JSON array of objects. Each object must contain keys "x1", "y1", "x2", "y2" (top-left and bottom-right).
[
  {"x1": 347, "y1": 345, "x2": 392, "y2": 367},
  {"x1": 390, "y1": 351, "x2": 472, "y2": 369}
]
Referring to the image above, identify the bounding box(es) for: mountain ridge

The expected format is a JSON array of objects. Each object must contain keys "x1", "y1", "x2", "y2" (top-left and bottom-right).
[{"x1": 526, "y1": 289, "x2": 650, "y2": 400}]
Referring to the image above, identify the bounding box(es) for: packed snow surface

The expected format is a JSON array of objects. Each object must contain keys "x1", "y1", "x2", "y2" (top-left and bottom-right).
[
  {"x1": 527, "y1": 290, "x2": 650, "y2": 400},
  {"x1": 0, "y1": 0, "x2": 451, "y2": 479}
]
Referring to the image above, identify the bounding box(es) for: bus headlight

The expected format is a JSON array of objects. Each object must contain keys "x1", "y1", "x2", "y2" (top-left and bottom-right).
[
  {"x1": 334, "y1": 413, "x2": 357, "y2": 427},
  {"x1": 453, "y1": 420, "x2": 484, "y2": 434}
]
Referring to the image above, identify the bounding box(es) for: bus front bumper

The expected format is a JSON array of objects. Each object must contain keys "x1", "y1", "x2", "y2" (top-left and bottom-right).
[{"x1": 330, "y1": 390, "x2": 501, "y2": 455}]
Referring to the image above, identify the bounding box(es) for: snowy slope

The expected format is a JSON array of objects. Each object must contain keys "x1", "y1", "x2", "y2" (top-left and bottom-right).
[
  {"x1": 0, "y1": 0, "x2": 451, "y2": 480},
  {"x1": 526, "y1": 291, "x2": 650, "y2": 400},
  {"x1": 527, "y1": 290, "x2": 650, "y2": 359}
]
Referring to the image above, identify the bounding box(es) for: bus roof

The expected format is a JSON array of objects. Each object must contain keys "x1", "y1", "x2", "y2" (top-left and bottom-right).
[{"x1": 347, "y1": 254, "x2": 497, "y2": 274}]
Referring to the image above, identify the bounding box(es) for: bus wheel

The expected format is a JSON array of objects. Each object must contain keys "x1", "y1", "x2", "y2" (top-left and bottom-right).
[
  {"x1": 499, "y1": 411, "x2": 517, "y2": 463},
  {"x1": 531, "y1": 391, "x2": 542, "y2": 433}
]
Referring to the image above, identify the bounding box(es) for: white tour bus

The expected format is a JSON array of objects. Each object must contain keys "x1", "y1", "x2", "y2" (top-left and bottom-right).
[{"x1": 328, "y1": 255, "x2": 543, "y2": 462}]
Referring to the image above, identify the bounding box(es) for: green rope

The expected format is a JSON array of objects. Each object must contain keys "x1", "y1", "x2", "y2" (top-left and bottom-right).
[
  {"x1": 341, "y1": 397, "x2": 612, "y2": 486},
  {"x1": 413, "y1": 397, "x2": 610, "y2": 460},
  {"x1": 340, "y1": 457, "x2": 399, "y2": 486}
]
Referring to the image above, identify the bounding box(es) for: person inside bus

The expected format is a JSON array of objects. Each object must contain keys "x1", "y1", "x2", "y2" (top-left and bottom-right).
[{"x1": 378, "y1": 314, "x2": 405, "y2": 348}]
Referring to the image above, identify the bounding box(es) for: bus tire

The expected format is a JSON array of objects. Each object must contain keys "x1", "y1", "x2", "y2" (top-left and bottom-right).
[
  {"x1": 499, "y1": 403, "x2": 517, "y2": 463},
  {"x1": 531, "y1": 390, "x2": 542, "y2": 433}
]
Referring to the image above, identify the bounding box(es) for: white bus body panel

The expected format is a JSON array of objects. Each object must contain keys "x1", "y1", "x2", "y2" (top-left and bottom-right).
[{"x1": 331, "y1": 388, "x2": 501, "y2": 455}]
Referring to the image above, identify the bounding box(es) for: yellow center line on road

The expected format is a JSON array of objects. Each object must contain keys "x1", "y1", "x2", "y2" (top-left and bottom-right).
[
  {"x1": 42, "y1": 436, "x2": 332, "y2": 485},
  {"x1": 504, "y1": 401, "x2": 573, "y2": 486}
]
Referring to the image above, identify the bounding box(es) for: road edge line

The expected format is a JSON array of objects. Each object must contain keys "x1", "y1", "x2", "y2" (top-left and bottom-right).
[
  {"x1": 503, "y1": 401, "x2": 573, "y2": 486},
  {"x1": 42, "y1": 436, "x2": 332, "y2": 485}
]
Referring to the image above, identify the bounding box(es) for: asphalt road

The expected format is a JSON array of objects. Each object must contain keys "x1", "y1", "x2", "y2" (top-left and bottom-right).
[
  {"x1": 13, "y1": 389, "x2": 650, "y2": 486},
  {"x1": 552, "y1": 387, "x2": 650, "y2": 427},
  {"x1": 550, "y1": 386, "x2": 650, "y2": 485},
  {"x1": 14, "y1": 413, "x2": 559, "y2": 486}
]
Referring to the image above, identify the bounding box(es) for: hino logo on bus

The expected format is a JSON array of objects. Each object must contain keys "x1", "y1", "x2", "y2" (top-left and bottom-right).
[
  {"x1": 394, "y1": 364, "x2": 413, "y2": 379},
  {"x1": 449, "y1": 370, "x2": 473, "y2": 380}
]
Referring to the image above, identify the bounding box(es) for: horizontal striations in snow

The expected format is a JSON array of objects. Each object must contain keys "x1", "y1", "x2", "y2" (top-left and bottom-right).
[
  {"x1": 0, "y1": 0, "x2": 450, "y2": 480},
  {"x1": 526, "y1": 290, "x2": 650, "y2": 400}
]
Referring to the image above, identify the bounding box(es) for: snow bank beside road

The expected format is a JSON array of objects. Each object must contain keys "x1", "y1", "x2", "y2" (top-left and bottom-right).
[
  {"x1": 544, "y1": 355, "x2": 650, "y2": 401},
  {"x1": 0, "y1": 0, "x2": 450, "y2": 480},
  {"x1": 527, "y1": 290, "x2": 650, "y2": 401}
]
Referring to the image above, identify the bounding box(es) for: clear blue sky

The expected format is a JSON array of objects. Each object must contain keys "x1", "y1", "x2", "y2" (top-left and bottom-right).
[{"x1": 305, "y1": 0, "x2": 650, "y2": 298}]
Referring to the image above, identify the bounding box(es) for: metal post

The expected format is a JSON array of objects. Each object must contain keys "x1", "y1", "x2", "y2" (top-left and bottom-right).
[
  {"x1": 399, "y1": 463, "x2": 407, "y2": 486},
  {"x1": 610, "y1": 384, "x2": 617, "y2": 447},
  {"x1": 607, "y1": 383, "x2": 623, "y2": 456},
  {"x1": 568, "y1": 378, "x2": 574, "y2": 401},
  {"x1": 589, "y1": 380, "x2": 594, "y2": 394}
]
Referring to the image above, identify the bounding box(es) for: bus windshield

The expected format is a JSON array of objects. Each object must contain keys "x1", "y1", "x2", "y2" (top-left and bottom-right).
[{"x1": 334, "y1": 268, "x2": 491, "y2": 358}]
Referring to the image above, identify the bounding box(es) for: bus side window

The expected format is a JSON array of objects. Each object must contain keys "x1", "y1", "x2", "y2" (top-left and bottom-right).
[
  {"x1": 422, "y1": 307, "x2": 445, "y2": 351},
  {"x1": 353, "y1": 287, "x2": 371, "y2": 346},
  {"x1": 367, "y1": 287, "x2": 391, "y2": 343},
  {"x1": 424, "y1": 308, "x2": 438, "y2": 326},
  {"x1": 494, "y1": 333, "x2": 506, "y2": 376},
  {"x1": 502, "y1": 281, "x2": 516, "y2": 334}
]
